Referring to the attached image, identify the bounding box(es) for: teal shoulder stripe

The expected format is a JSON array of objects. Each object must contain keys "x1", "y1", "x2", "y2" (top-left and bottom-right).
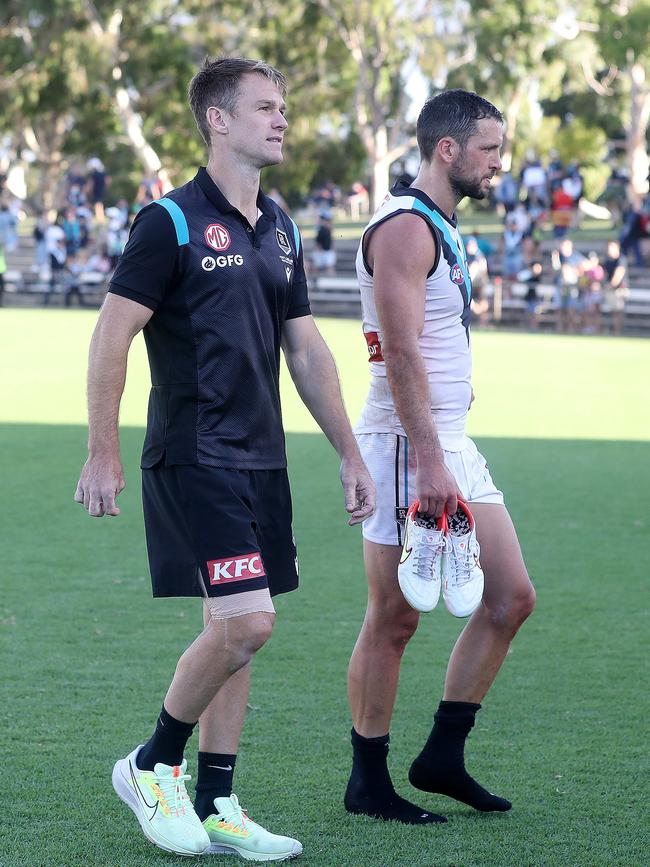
[
  {"x1": 154, "y1": 198, "x2": 189, "y2": 246},
  {"x1": 289, "y1": 218, "x2": 301, "y2": 254},
  {"x1": 411, "y1": 199, "x2": 471, "y2": 300}
]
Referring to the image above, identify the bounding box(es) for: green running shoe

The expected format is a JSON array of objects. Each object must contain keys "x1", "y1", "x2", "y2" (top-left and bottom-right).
[
  {"x1": 112, "y1": 745, "x2": 210, "y2": 856},
  {"x1": 203, "y1": 793, "x2": 302, "y2": 861}
]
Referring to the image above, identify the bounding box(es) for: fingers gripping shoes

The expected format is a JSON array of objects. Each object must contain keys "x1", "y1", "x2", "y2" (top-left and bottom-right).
[
  {"x1": 398, "y1": 501, "x2": 447, "y2": 613},
  {"x1": 203, "y1": 794, "x2": 303, "y2": 862},
  {"x1": 443, "y1": 499, "x2": 484, "y2": 618},
  {"x1": 112, "y1": 745, "x2": 210, "y2": 856}
]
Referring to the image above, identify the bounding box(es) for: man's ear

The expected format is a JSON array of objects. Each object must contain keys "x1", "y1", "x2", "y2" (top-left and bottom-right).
[
  {"x1": 206, "y1": 106, "x2": 229, "y2": 138},
  {"x1": 437, "y1": 136, "x2": 459, "y2": 165}
]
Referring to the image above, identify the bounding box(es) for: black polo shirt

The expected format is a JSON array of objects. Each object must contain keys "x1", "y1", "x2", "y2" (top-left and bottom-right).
[{"x1": 109, "y1": 167, "x2": 310, "y2": 469}]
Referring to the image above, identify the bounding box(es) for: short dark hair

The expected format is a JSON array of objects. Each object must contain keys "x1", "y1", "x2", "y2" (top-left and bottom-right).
[
  {"x1": 416, "y1": 89, "x2": 504, "y2": 162},
  {"x1": 188, "y1": 56, "x2": 288, "y2": 148}
]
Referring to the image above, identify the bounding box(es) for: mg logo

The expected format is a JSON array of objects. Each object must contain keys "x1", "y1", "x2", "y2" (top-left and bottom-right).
[
  {"x1": 207, "y1": 552, "x2": 265, "y2": 585},
  {"x1": 205, "y1": 223, "x2": 231, "y2": 252}
]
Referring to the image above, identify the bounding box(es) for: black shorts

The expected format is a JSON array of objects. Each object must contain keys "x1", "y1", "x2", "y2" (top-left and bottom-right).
[{"x1": 142, "y1": 464, "x2": 299, "y2": 599}]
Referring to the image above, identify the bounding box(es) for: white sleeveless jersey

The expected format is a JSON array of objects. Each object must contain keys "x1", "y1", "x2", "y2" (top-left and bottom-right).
[{"x1": 355, "y1": 181, "x2": 473, "y2": 451}]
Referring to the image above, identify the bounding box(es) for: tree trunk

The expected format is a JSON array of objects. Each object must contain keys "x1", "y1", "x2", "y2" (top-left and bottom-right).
[
  {"x1": 627, "y1": 62, "x2": 650, "y2": 204},
  {"x1": 501, "y1": 85, "x2": 524, "y2": 173}
]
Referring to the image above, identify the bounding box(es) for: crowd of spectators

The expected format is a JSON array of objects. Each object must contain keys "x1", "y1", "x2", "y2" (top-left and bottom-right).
[{"x1": 477, "y1": 150, "x2": 650, "y2": 334}]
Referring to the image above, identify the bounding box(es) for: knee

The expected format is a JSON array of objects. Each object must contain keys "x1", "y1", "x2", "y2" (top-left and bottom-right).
[
  {"x1": 239, "y1": 612, "x2": 275, "y2": 655},
  {"x1": 484, "y1": 581, "x2": 536, "y2": 634},
  {"x1": 366, "y1": 603, "x2": 419, "y2": 654}
]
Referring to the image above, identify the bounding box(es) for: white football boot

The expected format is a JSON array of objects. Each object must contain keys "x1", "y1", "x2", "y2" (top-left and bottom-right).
[
  {"x1": 398, "y1": 501, "x2": 447, "y2": 613},
  {"x1": 112, "y1": 745, "x2": 210, "y2": 856},
  {"x1": 442, "y1": 499, "x2": 484, "y2": 617}
]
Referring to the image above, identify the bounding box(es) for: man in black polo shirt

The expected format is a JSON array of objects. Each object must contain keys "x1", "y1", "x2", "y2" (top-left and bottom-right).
[{"x1": 74, "y1": 56, "x2": 374, "y2": 860}]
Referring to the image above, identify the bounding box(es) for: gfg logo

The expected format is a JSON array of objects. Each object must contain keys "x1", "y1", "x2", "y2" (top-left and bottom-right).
[
  {"x1": 216, "y1": 254, "x2": 244, "y2": 267},
  {"x1": 208, "y1": 552, "x2": 265, "y2": 584}
]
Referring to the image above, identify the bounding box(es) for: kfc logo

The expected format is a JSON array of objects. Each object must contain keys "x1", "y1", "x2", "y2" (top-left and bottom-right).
[
  {"x1": 208, "y1": 552, "x2": 265, "y2": 585},
  {"x1": 205, "y1": 223, "x2": 231, "y2": 252},
  {"x1": 450, "y1": 263, "x2": 464, "y2": 285}
]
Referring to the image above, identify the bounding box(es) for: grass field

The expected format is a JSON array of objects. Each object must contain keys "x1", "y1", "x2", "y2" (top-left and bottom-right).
[{"x1": 1, "y1": 309, "x2": 649, "y2": 867}]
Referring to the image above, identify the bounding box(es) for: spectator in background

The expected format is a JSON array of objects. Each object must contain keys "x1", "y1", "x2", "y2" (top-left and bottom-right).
[
  {"x1": 602, "y1": 240, "x2": 628, "y2": 336},
  {"x1": 32, "y1": 212, "x2": 50, "y2": 271},
  {"x1": 105, "y1": 205, "x2": 129, "y2": 268},
  {"x1": 493, "y1": 170, "x2": 518, "y2": 215},
  {"x1": 312, "y1": 210, "x2": 337, "y2": 276},
  {"x1": 63, "y1": 250, "x2": 87, "y2": 308},
  {"x1": 87, "y1": 157, "x2": 109, "y2": 223},
  {"x1": 521, "y1": 154, "x2": 547, "y2": 204},
  {"x1": 552, "y1": 238, "x2": 585, "y2": 333},
  {"x1": 521, "y1": 261, "x2": 543, "y2": 332},
  {"x1": 551, "y1": 184, "x2": 574, "y2": 238},
  {"x1": 619, "y1": 201, "x2": 645, "y2": 267},
  {"x1": 0, "y1": 199, "x2": 18, "y2": 252},
  {"x1": 63, "y1": 207, "x2": 81, "y2": 255},
  {"x1": 66, "y1": 162, "x2": 87, "y2": 208},
  {"x1": 501, "y1": 213, "x2": 525, "y2": 294},
  {"x1": 581, "y1": 251, "x2": 604, "y2": 334},
  {"x1": 466, "y1": 236, "x2": 491, "y2": 327},
  {"x1": 347, "y1": 181, "x2": 369, "y2": 220},
  {"x1": 547, "y1": 150, "x2": 564, "y2": 193},
  {"x1": 44, "y1": 236, "x2": 67, "y2": 306}
]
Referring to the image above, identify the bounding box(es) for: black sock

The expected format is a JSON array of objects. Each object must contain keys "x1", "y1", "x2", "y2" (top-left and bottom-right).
[
  {"x1": 344, "y1": 728, "x2": 446, "y2": 824},
  {"x1": 136, "y1": 705, "x2": 197, "y2": 771},
  {"x1": 409, "y1": 701, "x2": 511, "y2": 812},
  {"x1": 194, "y1": 752, "x2": 237, "y2": 821}
]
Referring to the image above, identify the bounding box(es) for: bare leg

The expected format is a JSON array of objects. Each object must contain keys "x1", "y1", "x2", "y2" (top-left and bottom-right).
[
  {"x1": 348, "y1": 541, "x2": 419, "y2": 737},
  {"x1": 198, "y1": 598, "x2": 252, "y2": 754},
  {"x1": 164, "y1": 611, "x2": 274, "y2": 724},
  {"x1": 444, "y1": 502, "x2": 536, "y2": 702}
]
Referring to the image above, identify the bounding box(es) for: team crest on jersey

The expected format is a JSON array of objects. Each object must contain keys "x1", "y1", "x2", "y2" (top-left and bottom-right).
[
  {"x1": 450, "y1": 263, "x2": 464, "y2": 285},
  {"x1": 395, "y1": 506, "x2": 408, "y2": 525},
  {"x1": 205, "y1": 223, "x2": 231, "y2": 252},
  {"x1": 276, "y1": 228, "x2": 291, "y2": 256}
]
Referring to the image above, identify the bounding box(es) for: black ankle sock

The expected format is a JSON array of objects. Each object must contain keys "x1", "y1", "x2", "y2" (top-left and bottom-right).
[
  {"x1": 136, "y1": 705, "x2": 197, "y2": 771},
  {"x1": 409, "y1": 701, "x2": 512, "y2": 812},
  {"x1": 194, "y1": 752, "x2": 237, "y2": 821},
  {"x1": 344, "y1": 729, "x2": 446, "y2": 825}
]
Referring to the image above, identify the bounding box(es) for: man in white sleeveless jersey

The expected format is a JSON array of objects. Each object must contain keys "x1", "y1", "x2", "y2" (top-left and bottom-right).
[{"x1": 345, "y1": 90, "x2": 536, "y2": 824}]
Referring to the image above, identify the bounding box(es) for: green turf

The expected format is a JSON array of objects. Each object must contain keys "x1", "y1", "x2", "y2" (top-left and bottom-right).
[{"x1": 1, "y1": 310, "x2": 649, "y2": 866}]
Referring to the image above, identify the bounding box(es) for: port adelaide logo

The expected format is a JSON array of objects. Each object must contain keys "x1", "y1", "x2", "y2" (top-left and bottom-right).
[
  {"x1": 450, "y1": 263, "x2": 464, "y2": 285},
  {"x1": 276, "y1": 228, "x2": 291, "y2": 256}
]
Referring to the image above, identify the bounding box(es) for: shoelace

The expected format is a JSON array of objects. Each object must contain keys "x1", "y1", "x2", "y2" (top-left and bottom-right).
[
  {"x1": 413, "y1": 534, "x2": 447, "y2": 580},
  {"x1": 154, "y1": 772, "x2": 193, "y2": 818},
  {"x1": 448, "y1": 536, "x2": 472, "y2": 586},
  {"x1": 216, "y1": 795, "x2": 250, "y2": 830}
]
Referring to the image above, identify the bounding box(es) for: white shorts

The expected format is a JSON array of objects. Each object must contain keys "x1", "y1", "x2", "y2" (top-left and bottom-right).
[{"x1": 357, "y1": 432, "x2": 504, "y2": 546}]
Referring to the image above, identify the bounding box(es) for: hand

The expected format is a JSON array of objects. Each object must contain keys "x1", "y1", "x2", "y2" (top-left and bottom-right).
[
  {"x1": 340, "y1": 456, "x2": 376, "y2": 526},
  {"x1": 74, "y1": 453, "x2": 125, "y2": 517},
  {"x1": 415, "y1": 457, "x2": 463, "y2": 519}
]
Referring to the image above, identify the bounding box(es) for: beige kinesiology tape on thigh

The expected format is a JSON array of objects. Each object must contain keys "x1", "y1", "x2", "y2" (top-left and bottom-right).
[{"x1": 203, "y1": 588, "x2": 276, "y2": 621}]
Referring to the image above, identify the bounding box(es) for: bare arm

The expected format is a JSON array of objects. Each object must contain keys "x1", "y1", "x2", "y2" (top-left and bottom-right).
[
  {"x1": 74, "y1": 293, "x2": 153, "y2": 517},
  {"x1": 282, "y1": 315, "x2": 375, "y2": 524},
  {"x1": 369, "y1": 214, "x2": 462, "y2": 517}
]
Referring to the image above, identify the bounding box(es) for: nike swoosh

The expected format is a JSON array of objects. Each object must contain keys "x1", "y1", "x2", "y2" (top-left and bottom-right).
[
  {"x1": 129, "y1": 761, "x2": 159, "y2": 817},
  {"x1": 208, "y1": 764, "x2": 233, "y2": 771},
  {"x1": 399, "y1": 520, "x2": 412, "y2": 564}
]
